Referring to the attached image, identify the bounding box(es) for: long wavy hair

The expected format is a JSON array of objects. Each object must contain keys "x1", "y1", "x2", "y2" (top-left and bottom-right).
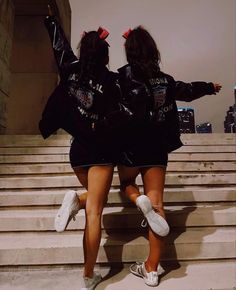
[
  {"x1": 125, "y1": 26, "x2": 161, "y2": 78},
  {"x1": 78, "y1": 31, "x2": 109, "y2": 84}
]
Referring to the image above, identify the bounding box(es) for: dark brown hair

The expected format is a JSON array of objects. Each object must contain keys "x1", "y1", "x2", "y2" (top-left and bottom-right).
[
  {"x1": 125, "y1": 26, "x2": 161, "y2": 78},
  {"x1": 78, "y1": 31, "x2": 109, "y2": 83}
]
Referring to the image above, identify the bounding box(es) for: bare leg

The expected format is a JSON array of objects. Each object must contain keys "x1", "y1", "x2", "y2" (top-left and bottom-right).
[
  {"x1": 81, "y1": 165, "x2": 114, "y2": 277},
  {"x1": 73, "y1": 167, "x2": 88, "y2": 209},
  {"x1": 141, "y1": 166, "x2": 166, "y2": 272},
  {"x1": 118, "y1": 165, "x2": 140, "y2": 203}
]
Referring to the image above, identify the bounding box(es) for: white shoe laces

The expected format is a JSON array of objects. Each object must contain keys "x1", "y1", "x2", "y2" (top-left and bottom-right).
[{"x1": 141, "y1": 219, "x2": 147, "y2": 228}]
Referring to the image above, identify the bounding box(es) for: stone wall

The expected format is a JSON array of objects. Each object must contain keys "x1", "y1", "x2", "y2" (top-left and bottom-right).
[
  {"x1": 4, "y1": 0, "x2": 71, "y2": 134},
  {"x1": 0, "y1": 0, "x2": 14, "y2": 133},
  {"x1": 55, "y1": 0, "x2": 71, "y2": 42}
]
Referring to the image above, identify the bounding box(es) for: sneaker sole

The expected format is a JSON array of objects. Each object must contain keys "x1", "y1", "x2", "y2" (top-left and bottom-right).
[
  {"x1": 54, "y1": 191, "x2": 77, "y2": 232},
  {"x1": 145, "y1": 210, "x2": 170, "y2": 236},
  {"x1": 136, "y1": 195, "x2": 169, "y2": 237}
]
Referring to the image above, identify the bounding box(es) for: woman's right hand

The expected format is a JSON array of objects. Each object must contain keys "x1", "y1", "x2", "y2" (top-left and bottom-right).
[{"x1": 213, "y1": 83, "x2": 222, "y2": 93}]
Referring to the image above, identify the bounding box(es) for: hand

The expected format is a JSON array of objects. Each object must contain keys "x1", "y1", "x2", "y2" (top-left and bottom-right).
[
  {"x1": 47, "y1": 4, "x2": 53, "y2": 16},
  {"x1": 214, "y1": 83, "x2": 222, "y2": 93}
]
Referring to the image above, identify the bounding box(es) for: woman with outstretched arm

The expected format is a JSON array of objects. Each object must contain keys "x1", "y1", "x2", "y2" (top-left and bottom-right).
[
  {"x1": 39, "y1": 7, "x2": 123, "y2": 290},
  {"x1": 117, "y1": 26, "x2": 221, "y2": 287}
]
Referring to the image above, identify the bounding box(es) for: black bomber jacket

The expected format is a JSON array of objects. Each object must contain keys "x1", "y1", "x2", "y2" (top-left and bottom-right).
[
  {"x1": 39, "y1": 16, "x2": 121, "y2": 142},
  {"x1": 118, "y1": 65, "x2": 217, "y2": 153}
]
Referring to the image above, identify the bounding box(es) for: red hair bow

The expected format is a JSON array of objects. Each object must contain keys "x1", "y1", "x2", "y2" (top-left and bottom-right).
[
  {"x1": 122, "y1": 28, "x2": 132, "y2": 39},
  {"x1": 97, "y1": 27, "x2": 109, "y2": 40}
]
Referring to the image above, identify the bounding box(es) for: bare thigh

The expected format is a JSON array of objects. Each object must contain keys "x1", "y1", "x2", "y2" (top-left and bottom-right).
[
  {"x1": 118, "y1": 165, "x2": 140, "y2": 188},
  {"x1": 86, "y1": 165, "x2": 114, "y2": 214},
  {"x1": 73, "y1": 166, "x2": 89, "y2": 189}
]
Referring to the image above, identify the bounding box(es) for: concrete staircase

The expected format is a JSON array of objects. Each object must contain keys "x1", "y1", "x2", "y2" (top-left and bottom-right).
[{"x1": 0, "y1": 133, "x2": 235, "y2": 269}]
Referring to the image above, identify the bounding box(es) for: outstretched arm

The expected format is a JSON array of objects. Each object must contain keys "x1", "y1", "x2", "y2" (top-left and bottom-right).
[
  {"x1": 44, "y1": 5, "x2": 78, "y2": 77},
  {"x1": 175, "y1": 81, "x2": 222, "y2": 102}
]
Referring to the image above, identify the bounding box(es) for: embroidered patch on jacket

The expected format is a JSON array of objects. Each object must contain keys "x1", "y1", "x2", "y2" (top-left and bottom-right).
[
  {"x1": 152, "y1": 86, "x2": 167, "y2": 108},
  {"x1": 73, "y1": 87, "x2": 94, "y2": 109}
]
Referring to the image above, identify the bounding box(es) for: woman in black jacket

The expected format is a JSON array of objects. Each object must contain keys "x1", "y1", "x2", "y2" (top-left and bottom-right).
[
  {"x1": 117, "y1": 26, "x2": 221, "y2": 287},
  {"x1": 39, "y1": 8, "x2": 122, "y2": 290}
]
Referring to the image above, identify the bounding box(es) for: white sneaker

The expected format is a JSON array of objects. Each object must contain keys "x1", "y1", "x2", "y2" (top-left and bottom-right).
[
  {"x1": 54, "y1": 190, "x2": 80, "y2": 232},
  {"x1": 130, "y1": 262, "x2": 164, "y2": 287},
  {"x1": 81, "y1": 272, "x2": 102, "y2": 290},
  {"x1": 136, "y1": 195, "x2": 169, "y2": 236}
]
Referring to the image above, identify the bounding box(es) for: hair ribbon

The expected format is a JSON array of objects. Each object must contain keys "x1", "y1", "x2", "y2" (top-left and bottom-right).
[
  {"x1": 122, "y1": 28, "x2": 132, "y2": 39},
  {"x1": 97, "y1": 27, "x2": 109, "y2": 40}
]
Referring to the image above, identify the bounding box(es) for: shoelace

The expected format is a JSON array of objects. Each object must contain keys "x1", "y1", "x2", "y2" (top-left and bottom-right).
[
  {"x1": 71, "y1": 208, "x2": 78, "y2": 221},
  {"x1": 70, "y1": 200, "x2": 80, "y2": 222},
  {"x1": 66, "y1": 209, "x2": 77, "y2": 228},
  {"x1": 141, "y1": 219, "x2": 147, "y2": 228}
]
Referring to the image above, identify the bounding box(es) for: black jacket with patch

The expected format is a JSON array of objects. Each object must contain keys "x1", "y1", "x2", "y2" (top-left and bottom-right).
[
  {"x1": 39, "y1": 16, "x2": 121, "y2": 149},
  {"x1": 118, "y1": 64, "x2": 217, "y2": 153}
]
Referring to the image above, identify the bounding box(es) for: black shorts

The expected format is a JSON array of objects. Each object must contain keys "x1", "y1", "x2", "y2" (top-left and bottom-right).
[
  {"x1": 118, "y1": 147, "x2": 168, "y2": 168},
  {"x1": 116, "y1": 119, "x2": 168, "y2": 167},
  {"x1": 69, "y1": 138, "x2": 114, "y2": 168}
]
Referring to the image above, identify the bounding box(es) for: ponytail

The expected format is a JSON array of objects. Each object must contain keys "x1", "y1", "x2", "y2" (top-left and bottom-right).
[
  {"x1": 125, "y1": 27, "x2": 161, "y2": 78},
  {"x1": 78, "y1": 31, "x2": 109, "y2": 84}
]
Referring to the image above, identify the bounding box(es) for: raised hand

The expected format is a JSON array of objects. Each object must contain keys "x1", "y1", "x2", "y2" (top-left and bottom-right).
[
  {"x1": 214, "y1": 83, "x2": 222, "y2": 93},
  {"x1": 47, "y1": 4, "x2": 53, "y2": 16}
]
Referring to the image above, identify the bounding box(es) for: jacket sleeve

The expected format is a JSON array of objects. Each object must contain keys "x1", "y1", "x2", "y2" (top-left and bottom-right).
[
  {"x1": 106, "y1": 77, "x2": 133, "y2": 120},
  {"x1": 44, "y1": 15, "x2": 78, "y2": 77},
  {"x1": 96, "y1": 75, "x2": 132, "y2": 133},
  {"x1": 174, "y1": 81, "x2": 216, "y2": 102},
  {"x1": 39, "y1": 85, "x2": 63, "y2": 139}
]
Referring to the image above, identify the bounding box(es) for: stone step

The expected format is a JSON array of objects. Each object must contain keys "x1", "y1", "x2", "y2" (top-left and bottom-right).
[
  {"x1": 1, "y1": 173, "x2": 236, "y2": 189},
  {"x1": 1, "y1": 187, "x2": 235, "y2": 207},
  {"x1": 180, "y1": 133, "x2": 236, "y2": 146},
  {"x1": 1, "y1": 152, "x2": 236, "y2": 164},
  {"x1": 1, "y1": 161, "x2": 235, "y2": 175},
  {"x1": 0, "y1": 204, "x2": 235, "y2": 232},
  {"x1": 0, "y1": 227, "x2": 235, "y2": 265},
  {"x1": 0, "y1": 133, "x2": 235, "y2": 146},
  {"x1": 1, "y1": 145, "x2": 235, "y2": 154},
  {"x1": 0, "y1": 147, "x2": 70, "y2": 155},
  {"x1": 0, "y1": 260, "x2": 235, "y2": 290}
]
